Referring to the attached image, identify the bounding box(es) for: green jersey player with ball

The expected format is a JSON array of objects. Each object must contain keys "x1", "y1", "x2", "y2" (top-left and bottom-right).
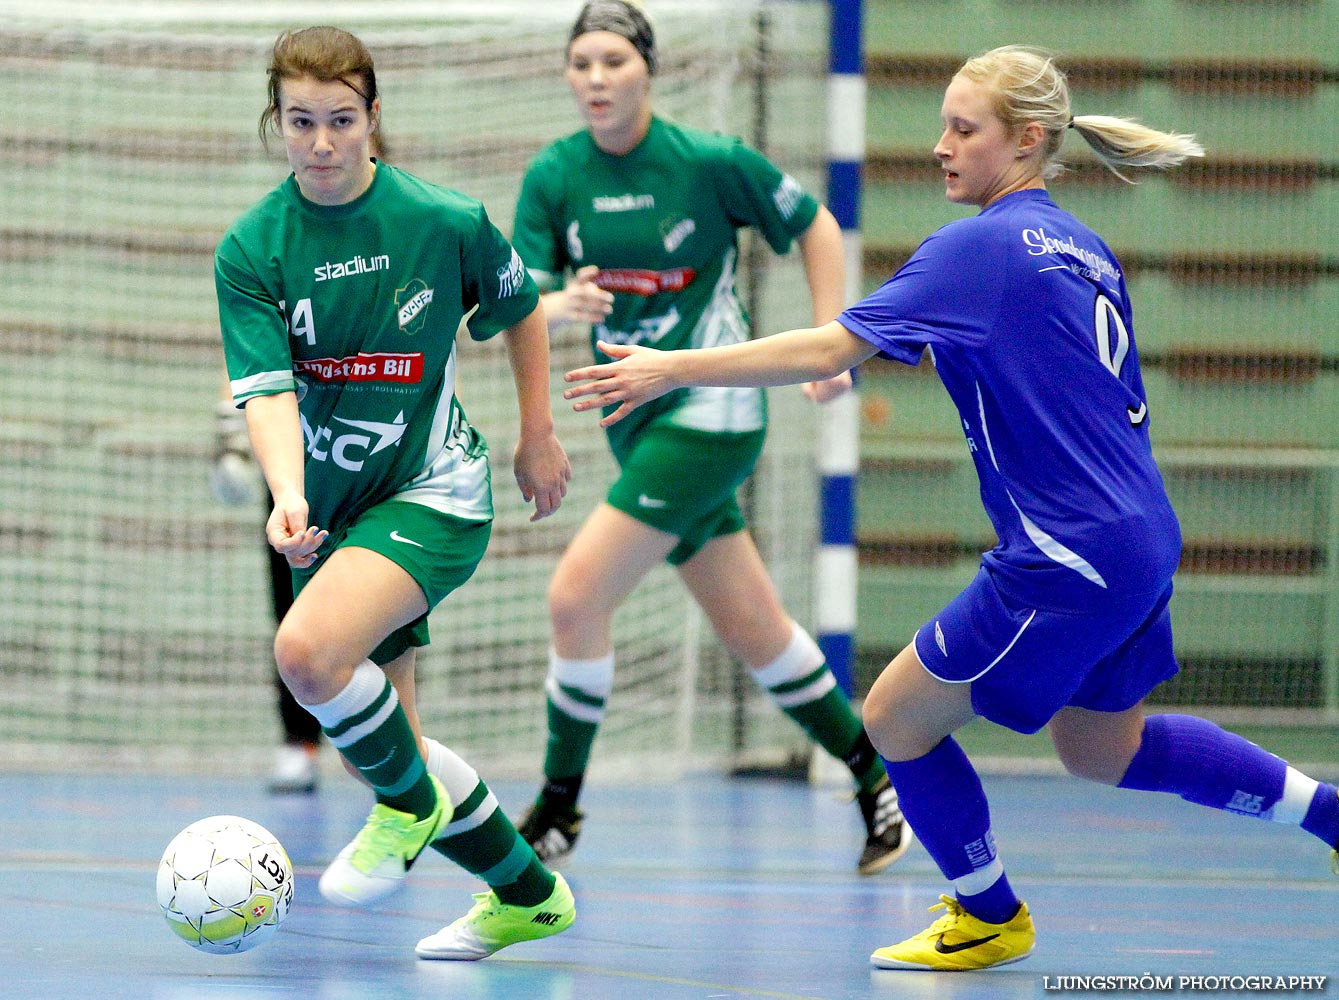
[{"x1": 216, "y1": 25, "x2": 574, "y2": 961}]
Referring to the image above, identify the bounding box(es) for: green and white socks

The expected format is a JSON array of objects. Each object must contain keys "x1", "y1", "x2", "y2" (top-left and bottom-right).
[
  {"x1": 422, "y1": 737, "x2": 555, "y2": 906},
  {"x1": 539, "y1": 650, "x2": 615, "y2": 808},
  {"x1": 750, "y1": 622, "x2": 885, "y2": 793},
  {"x1": 298, "y1": 660, "x2": 437, "y2": 818}
]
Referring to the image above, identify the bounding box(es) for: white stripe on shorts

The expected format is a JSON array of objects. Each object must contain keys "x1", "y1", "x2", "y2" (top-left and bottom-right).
[{"x1": 916, "y1": 610, "x2": 1037, "y2": 685}]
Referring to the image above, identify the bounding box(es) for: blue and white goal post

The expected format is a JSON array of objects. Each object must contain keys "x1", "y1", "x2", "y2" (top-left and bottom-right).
[{"x1": 816, "y1": 0, "x2": 865, "y2": 701}]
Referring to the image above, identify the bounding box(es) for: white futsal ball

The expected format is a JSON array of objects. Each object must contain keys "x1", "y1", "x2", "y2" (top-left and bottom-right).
[{"x1": 156, "y1": 815, "x2": 293, "y2": 954}]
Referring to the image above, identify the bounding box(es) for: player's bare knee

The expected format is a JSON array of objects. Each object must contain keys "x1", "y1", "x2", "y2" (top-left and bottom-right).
[
  {"x1": 861, "y1": 693, "x2": 905, "y2": 759},
  {"x1": 862, "y1": 659, "x2": 911, "y2": 734},
  {"x1": 549, "y1": 566, "x2": 611, "y2": 643},
  {"x1": 547, "y1": 580, "x2": 585, "y2": 640},
  {"x1": 1051, "y1": 710, "x2": 1142, "y2": 785},
  {"x1": 272, "y1": 626, "x2": 328, "y2": 702},
  {"x1": 1053, "y1": 740, "x2": 1125, "y2": 785}
]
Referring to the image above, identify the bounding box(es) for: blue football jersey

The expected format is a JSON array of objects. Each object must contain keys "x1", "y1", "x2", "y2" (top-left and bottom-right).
[{"x1": 841, "y1": 189, "x2": 1181, "y2": 612}]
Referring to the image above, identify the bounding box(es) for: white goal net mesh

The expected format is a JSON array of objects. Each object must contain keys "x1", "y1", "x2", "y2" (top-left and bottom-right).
[{"x1": 0, "y1": 0, "x2": 829, "y2": 776}]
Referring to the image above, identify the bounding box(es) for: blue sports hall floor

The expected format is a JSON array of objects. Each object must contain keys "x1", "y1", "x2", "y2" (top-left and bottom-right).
[{"x1": 4, "y1": 768, "x2": 1335, "y2": 999}]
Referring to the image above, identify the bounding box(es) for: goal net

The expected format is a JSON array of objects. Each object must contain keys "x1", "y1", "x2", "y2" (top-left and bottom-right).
[{"x1": 0, "y1": 0, "x2": 829, "y2": 776}]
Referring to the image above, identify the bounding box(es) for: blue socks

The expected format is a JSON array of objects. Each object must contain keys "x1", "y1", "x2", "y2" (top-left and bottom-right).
[
  {"x1": 1118, "y1": 713, "x2": 1284, "y2": 807},
  {"x1": 1302, "y1": 785, "x2": 1339, "y2": 847},
  {"x1": 1119, "y1": 714, "x2": 1339, "y2": 847},
  {"x1": 886, "y1": 715, "x2": 1339, "y2": 930},
  {"x1": 883, "y1": 738, "x2": 1020, "y2": 925}
]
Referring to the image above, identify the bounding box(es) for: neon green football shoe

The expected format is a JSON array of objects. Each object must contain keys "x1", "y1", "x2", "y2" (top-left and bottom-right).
[
  {"x1": 415, "y1": 872, "x2": 576, "y2": 961},
  {"x1": 870, "y1": 895, "x2": 1035, "y2": 971},
  {"x1": 319, "y1": 775, "x2": 452, "y2": 906}
]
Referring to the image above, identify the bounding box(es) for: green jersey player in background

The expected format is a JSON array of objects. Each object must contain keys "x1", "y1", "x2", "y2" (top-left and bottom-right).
[
  {"x1": 509, "y1": 0, "x2": 910, "y2": 876},
  {"x1": 215, "y1": 25, "x2": 574, "y2": 961}
]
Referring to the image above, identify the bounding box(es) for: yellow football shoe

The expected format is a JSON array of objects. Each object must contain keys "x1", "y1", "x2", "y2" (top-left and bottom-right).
[{"x1": 871, "y1": 895, "x2": 1035, "y2": 971}]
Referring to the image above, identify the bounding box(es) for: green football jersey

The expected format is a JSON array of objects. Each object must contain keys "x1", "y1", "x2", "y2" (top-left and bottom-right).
[
  {"x1": 512, "y1": 117, "x2": 818, "y2": 448},
  {"x1": 216, "y1": 162, "x2": 538, "y2": 536}
]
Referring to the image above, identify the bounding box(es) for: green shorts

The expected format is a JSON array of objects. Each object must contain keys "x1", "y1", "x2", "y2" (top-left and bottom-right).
[
  {"x1": 607, "y1": 423, "x2": 766, "y2": 566},
  {"x1": 292, "y1": 498, "x2": 492, "y2": 665}
]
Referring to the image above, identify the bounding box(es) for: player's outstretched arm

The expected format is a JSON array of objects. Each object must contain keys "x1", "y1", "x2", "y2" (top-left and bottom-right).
[
  {"x1": 502, "y1": 302, "x2": 572, "y2": 521},
  {"x1": 564, "y1": 320, "x2": 877, "y2": 427}
]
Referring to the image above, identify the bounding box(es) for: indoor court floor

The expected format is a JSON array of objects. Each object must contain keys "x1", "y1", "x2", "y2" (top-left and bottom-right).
[{"x1": 4, "y1": 768, "x2": 1335, "y2": 999}]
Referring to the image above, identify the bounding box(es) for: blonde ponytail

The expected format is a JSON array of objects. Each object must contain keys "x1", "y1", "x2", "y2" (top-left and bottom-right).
[
  {"x1": 959, "y1": 45, "x2": 1204, "y2": 183},
  {"x1": 1070, "y1": 114, "x2": 1204, "y2": 182}
]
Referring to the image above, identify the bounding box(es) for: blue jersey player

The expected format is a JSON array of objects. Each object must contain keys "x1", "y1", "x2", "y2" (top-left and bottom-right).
[{"x1": 561, "y1": 45, "x2": 1339, "y2": 971}]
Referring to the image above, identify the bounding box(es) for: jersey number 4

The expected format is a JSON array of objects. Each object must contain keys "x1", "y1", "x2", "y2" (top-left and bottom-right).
[
  {"x1": 279, "y1": 298, "x2": 317, "y2": 346},
  {"x1": 1093, "y1": 293, "x2": 1148, "y2": 427}
]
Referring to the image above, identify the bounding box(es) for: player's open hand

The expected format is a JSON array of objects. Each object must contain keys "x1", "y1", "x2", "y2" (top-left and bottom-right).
[
  {"x1": 266, "y1": 498, "x2": 327, "y2": 569},
  {"x1": 564, "y1": 341, "x2": 678, "y2": 427},
  {"x1": 514, "y1": 431, "x2": 571, "y2": 522}
]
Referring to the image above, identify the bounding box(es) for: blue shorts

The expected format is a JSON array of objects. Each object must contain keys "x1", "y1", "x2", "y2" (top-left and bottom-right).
[{"x1": 912, "y1": 567, "x2": 1179, "y2": 734}]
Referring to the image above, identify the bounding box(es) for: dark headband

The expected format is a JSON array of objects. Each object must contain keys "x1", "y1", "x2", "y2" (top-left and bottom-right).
[{"x1": 569, "y1": 0, "x2": 658, "y2": 75}]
